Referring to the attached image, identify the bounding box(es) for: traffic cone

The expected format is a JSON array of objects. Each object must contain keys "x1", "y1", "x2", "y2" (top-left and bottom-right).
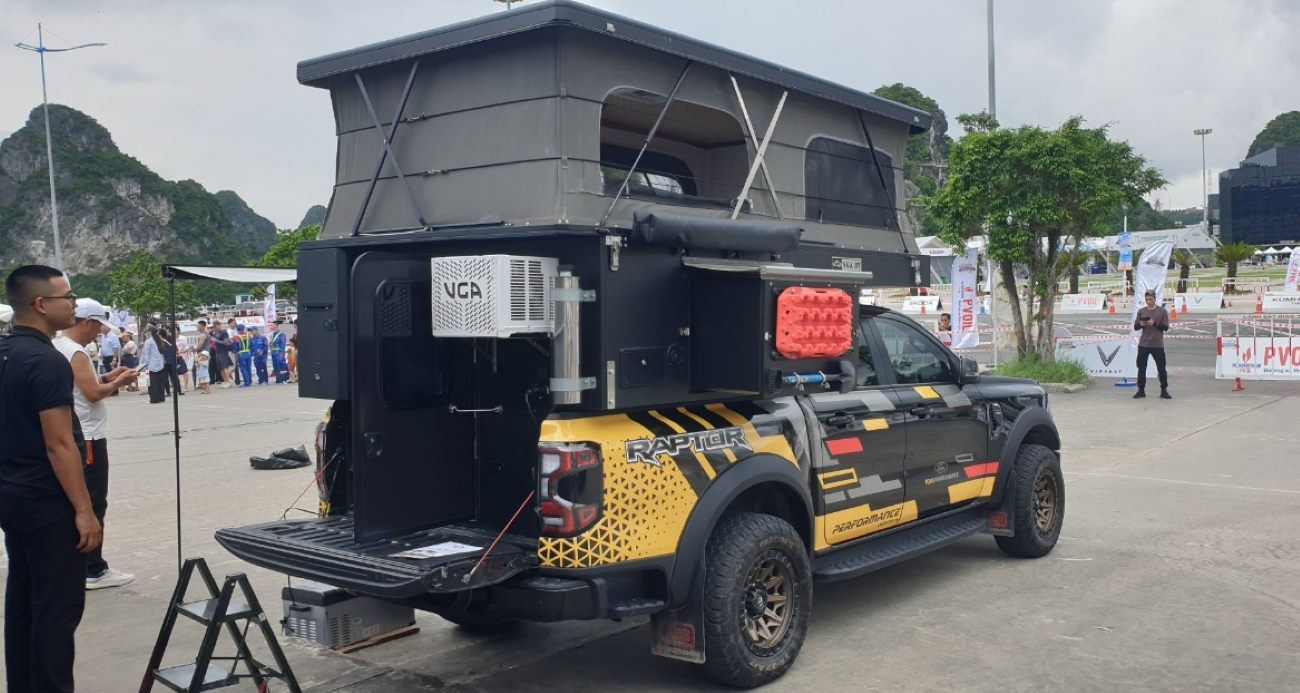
[
  {"x1": 1233, "y1": 377, "x2": 1245, "y2": 392},
  {"x1": 1255, "y1": 294, "x2": 1264, "y2": 314},
  {"x1": 1169, "y1": 304, "x2": 1178, "y2": 322},
  {"x1": 1108, "y1": 298, "x2": 1116, "y2": 315},
  {"x1": 920, "y1": 302, "x2": 927, "y2": 315}
]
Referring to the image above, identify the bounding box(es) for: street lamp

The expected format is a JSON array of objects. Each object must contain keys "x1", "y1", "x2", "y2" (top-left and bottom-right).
[
  {"x1": 15, "y1": 25, "x2": 106, "y2": 271},
  {"x1": 1193, "y1": 128, "x2": 1212, "y2": 234}
]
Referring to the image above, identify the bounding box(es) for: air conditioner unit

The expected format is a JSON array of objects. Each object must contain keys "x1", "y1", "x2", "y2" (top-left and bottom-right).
[{"x1": 431, "y1": 255, "x2": 558, "y2": 338}]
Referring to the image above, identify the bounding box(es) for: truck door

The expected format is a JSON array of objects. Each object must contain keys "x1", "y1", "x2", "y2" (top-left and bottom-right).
[
  {"x1": 351, "y1": 251, "x2": 474, "y2": 542},
  {"x1": 809, "y1": 319, "x2": 909, "y2": 548},
  {"x1": 869, "y1": 314, "x2": 989, "y2": 517}
]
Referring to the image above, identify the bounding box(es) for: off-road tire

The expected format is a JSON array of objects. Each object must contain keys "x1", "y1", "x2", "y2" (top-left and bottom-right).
[
  {"x1": 995, "y1": 443, "x2": 1064, "y2": 558},
  {"x1": 700, "y1": 512, "x2": 812, "y2": 688}
]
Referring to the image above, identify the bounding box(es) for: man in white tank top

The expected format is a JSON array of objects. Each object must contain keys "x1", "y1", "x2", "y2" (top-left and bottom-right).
[{"x1": 52, "y1": 298, "x2": 139, "y2": 590}]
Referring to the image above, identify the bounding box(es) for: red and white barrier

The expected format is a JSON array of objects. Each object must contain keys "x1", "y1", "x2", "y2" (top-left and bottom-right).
[{"x1": 1216, "y1": 314, "x2": 1300, "y2": 381}]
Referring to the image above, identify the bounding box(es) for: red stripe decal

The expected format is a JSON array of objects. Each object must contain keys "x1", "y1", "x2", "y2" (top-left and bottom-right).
[
  {"x1": 963, "y1": 462, "x2": 999, "y2": 478},
  {"x1": 825, "y1": 437, "x2": 864, "y2": 456}
]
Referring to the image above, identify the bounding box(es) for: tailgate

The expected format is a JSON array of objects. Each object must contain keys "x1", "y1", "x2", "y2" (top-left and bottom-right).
[{"x1": 214, "y1": 516, "x2": 537, "y2": 598}]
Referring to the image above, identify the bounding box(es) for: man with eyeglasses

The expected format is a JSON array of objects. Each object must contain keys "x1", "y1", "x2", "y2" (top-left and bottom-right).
[{"x1": 0, "y1": 265, "x2": 102, "y2": 692}]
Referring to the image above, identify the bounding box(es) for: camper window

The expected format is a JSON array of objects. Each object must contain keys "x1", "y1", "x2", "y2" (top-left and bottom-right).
[
  {"x1": 599, "y1": 89, "x2": 748, "y2": 207},
  {"x1": 804, "y1": 137, "x2": 897, "y2": 228}
]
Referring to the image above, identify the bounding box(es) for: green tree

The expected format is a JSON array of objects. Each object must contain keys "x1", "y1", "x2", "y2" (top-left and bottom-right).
[
  {"x1": 249, "y1": 224, "x2": 320, "y2": 301},
  {"x1": 1247, "y1": 111, "x2": 1300, "y2": 158},
  {"x1": 926, "y1": 116, "x2": 1164, "y2": 359},
  {"x1": 107, "y1": 251, "x2": 199, "y2": 322},
  {"x1": 1215, "y1": 242, "x2": 1255, "y2": 288},
  {"x1": 1171, "y1": 248, "x2": 1197, "y2": 294}
]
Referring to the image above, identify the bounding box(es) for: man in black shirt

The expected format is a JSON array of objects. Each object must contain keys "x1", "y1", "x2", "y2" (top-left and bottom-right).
[{"x1": 0, "y1": 265, "x2": 102, "y2": 693}]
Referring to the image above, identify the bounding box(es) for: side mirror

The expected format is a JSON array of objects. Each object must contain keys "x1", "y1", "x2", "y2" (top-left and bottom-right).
[
  {"x1": 838, "y1": 359, "x2": 857, "y2": 394},
  {"x1": 960, "y1": 356, "x2": 981, "y2": 385}
]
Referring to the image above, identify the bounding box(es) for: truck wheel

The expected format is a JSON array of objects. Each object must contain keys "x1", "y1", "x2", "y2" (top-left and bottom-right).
[
  {"x1": 995, "y1": 444, "x2": 1064, "y2": 558},
  {"x1": 700, "y1": 512, "x2": 811, "y2": 688}
]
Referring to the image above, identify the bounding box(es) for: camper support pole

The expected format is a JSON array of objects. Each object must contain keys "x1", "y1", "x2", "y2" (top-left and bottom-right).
[
  {"x1": 728, "y1": 74, "x2": 784, "y2": 220},
  {"x1": 856, "y1": 110, "x2": 907, "y2": 244},
  {"x1": 731, "y1": 90, "x2": 787, "y2": 219},
  {"x1": 350, "y1": 61, "x2": 422, "y2": 237},
  {"x1": 599, "y1": 60, "x2": 693, "y2": 227},
  {"x1": 165, "y1": 270, "x2": 182, "y2": 574}
]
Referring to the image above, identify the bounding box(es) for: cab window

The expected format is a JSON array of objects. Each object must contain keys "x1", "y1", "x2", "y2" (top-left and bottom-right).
[
  {"x1": 855, "y1": 321, "x2": 880, "y2": 387},
  {"x1": 874, "y1": 317, "x2": 954, "y2": 384}
]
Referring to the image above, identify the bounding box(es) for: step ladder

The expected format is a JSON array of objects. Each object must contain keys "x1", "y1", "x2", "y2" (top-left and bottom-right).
[{"x1": 141, "y1": 557, "x2": 300, "y2": 692}]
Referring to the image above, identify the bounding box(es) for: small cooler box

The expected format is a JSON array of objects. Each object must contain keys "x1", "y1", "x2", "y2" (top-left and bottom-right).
[{"x1": 281, "y1": 580, "x2": 414, "y2": 649}]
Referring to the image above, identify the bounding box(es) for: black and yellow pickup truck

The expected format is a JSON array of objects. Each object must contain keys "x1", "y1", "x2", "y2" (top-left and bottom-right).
[{"x1": 215, "y1": 3, "x2": 1064, "y2": 687}]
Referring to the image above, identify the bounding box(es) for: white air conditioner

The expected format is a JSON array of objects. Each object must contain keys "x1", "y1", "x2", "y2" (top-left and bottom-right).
[{"x1": 431, "y1": 255, "x2": 558, "y2": 338}]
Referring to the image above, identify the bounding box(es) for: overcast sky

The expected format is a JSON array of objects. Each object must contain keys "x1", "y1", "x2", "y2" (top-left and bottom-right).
[{"x1": 2, "y1": 0, "x2": 1297, "y2": 229}]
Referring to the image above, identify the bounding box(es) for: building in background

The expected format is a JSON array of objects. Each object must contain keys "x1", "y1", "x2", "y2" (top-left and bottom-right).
[{"x1": 1218, "y1": 146, "x2": 1300, "y2": 246}]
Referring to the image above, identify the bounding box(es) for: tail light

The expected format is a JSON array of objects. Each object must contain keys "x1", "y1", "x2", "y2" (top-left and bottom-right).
[{"x1": 538, "y1": 442, "x2": 603, "y2": 537}]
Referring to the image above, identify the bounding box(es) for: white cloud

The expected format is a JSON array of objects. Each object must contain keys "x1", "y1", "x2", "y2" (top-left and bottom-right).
[{"x1": 1, "y1": 0, "x2": 1297, "y2": 229}]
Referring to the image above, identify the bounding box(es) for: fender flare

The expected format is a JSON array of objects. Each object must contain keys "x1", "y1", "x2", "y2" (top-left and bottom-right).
[
  {"x1": 990, "y1": 407, "x2": 1060, "y2": 506},
  {"x1": 665, "y1": 454, "x2": 813, "y2": 608}
]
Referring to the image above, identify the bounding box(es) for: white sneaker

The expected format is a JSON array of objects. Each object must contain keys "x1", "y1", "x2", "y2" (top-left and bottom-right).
[{"x1": 86, "y1": 568, "x2": 135, "y2": 590}]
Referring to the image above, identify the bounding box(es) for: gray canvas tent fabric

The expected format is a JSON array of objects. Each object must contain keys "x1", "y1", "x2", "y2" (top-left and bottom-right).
[
  {"x1": 304, "y1": 0, "x2": 924, "y2": 257},
  {"x1": 162, "y1": 266, "x2": 298, "y2": 283}
]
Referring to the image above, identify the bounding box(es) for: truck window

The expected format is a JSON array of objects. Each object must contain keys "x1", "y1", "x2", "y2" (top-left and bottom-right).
[
  {"x1": 599, "y1": 89, "x2": 749, "y2": 206},
  {"x1": 874, "y1": 317, "x2": 954, "y2": 384},
  {"x1": 804, "y1": 136, "x2": 897, "y2": 228},
  {"x1": 856, "y1": 321, "x2": 880, "y2": 387}
]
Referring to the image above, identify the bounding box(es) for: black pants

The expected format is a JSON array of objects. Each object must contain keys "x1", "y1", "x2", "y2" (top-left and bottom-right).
[
  {"x1": 1136, "y1": 346, "x2": 1168, "y2": 392},
  {"x1": 148, "y1": 368, "x2": 167, "y2": 403},
  {"x1": 0, "y1": 492, "x2": 85, "y2": 693},
  {"x1": 84, "y1": 438, "x2": 111, "y2": 577}
]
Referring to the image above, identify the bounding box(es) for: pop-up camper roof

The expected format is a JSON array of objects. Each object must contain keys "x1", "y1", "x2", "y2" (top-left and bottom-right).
[{"x1": 302, "y1": 0, "x2": 930, "y2": 257}]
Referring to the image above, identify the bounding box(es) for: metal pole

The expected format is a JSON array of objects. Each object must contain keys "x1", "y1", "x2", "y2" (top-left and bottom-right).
[
  {"x1": 1201, "y1": 133, "x2": 1208, "y2": 231},
  {"x1": 987, "y1": 0, "x2": 996, "y2": 119},
  {"x1": 600, "y1": 61, "x2": 693, "y2": 227},
  {"x1": 37, "y1": 25, "x2": 64, "y2": 271},
  {"x1": 169, "y1": 275, "x2": 182, "y2": 573}
]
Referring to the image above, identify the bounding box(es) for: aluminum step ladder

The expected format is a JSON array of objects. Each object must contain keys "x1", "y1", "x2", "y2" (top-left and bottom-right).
[{"x1": 140, "y1": 557, "x2": 300, "y2": 692}]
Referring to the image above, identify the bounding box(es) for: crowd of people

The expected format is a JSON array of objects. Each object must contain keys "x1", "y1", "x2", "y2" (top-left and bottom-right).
[{"x1": 84, "y1": 316, "x2": 298, "y2": 404}]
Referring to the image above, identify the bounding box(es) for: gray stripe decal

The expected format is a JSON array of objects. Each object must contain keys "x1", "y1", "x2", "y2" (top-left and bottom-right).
[
  {"x1": 847, "y1": 475, "x2": 903, "y2": 499},
  {"x1": 823, "y1": 491, "x2": 848, "y2": 504}
]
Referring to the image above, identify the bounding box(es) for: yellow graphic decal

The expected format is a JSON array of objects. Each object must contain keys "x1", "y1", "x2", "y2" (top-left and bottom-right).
[
  {"x1": 817, "y1": 468, "x2": 859, "y2": 491},
  {"x1": 538, "y1": 414, "x2": 698, "y2": 568},
  {"x1": 946, "y1": 478, "x2": 994, "y2": 504},
  {"x1": 647, "y1": 410, "x2": 717, "y2": 480},
  {"x1": 913, "y1": 385, "x2": 941, "y2": 400},
  {"x1": 862, "y1": 418, "x2": 890, "y2": 432},
  {"x1": 706, "y1": 404, "x2": 799, "y2": 467},
  {"x1": 816, "y1": 500, "x2": 918, "y2": 550}
]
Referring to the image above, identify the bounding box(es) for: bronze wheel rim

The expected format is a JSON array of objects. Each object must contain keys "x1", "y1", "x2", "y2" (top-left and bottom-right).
[
  {"x1": 1033, "y1": 470, "x2": 1058, "y2": 536},
  {"x1": 741, "y1": 551, "x2": 792, "y2": 653}
]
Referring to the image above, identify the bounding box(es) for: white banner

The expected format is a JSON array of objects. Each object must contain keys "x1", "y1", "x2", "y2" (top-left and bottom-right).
[
  {"x1": 1058, "y1": 293, "x2": 1108, "y2": 313},
  {"x1": 177, "y1": 319, "x2": 200, "y2": 334},
  {"x1": 1129, "y1": 241, "x2": 1174, "y2": 346},
  {"x1": 1262, "y1": 293, "x2": 1300, "y2": 312},
  {"x1": 1175, "y1": 292, "x2": 1224, "y2": 312},
  {"x1": 264, "y1": 284, "x2": 277, "y2": 324},
  {"x1": 1056, "y1": 335, "x2": 1158, "y2": 379},
  {"x1": 1216, "y1": 336, "x2": 1300, "y2": 380},
  {"x1": 1285, "y1": 252, "x2": 1300, "y2": 293},
  {"x1": 1117, "y1": 231, "x2": 1133, "y2": 271},
  {"x1": 900, "y1": 295, "x2": 942, "y2": 314},
  {"x1": 950, "y1": 248, "x2": 980, "y2": 349}
]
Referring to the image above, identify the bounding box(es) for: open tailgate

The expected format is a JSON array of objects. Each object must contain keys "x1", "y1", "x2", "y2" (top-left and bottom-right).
[{"x1": 214, "y1": 516, "x2": 537, "y2": 598}]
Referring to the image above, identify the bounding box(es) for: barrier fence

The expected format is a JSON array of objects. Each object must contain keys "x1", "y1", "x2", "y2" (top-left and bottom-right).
[{"x1": 1216, "y1": 313, "x2": 1300, "y2": 381}]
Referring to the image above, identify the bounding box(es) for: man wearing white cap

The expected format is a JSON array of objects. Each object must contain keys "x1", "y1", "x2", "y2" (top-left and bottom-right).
[{"x1": 52, "y1": 298, "x2": 138, "y2": 589}]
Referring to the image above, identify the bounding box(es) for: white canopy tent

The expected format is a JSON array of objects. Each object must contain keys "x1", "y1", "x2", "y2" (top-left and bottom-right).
[{"x1": 0, "y1": 303, "x2": 12, "y2": 323}]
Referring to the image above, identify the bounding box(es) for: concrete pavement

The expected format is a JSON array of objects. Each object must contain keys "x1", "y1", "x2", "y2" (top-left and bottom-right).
[{"x1": 1, "y1": 368, "x2": 1297, "y2": 691}]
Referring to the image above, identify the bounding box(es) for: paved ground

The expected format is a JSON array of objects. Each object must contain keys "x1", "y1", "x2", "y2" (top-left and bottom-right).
[{"x1": 2, "y1": 352, "x2": 1298, "y2": 691}]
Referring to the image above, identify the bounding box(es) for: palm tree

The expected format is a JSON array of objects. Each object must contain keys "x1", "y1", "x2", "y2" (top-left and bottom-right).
[
  {"x1": 1215, "y1": 242, "x2": 1255, "y2": 291},
  {"x1": 1171, "y1": 248, "x2": 1197, "y2": 294}
]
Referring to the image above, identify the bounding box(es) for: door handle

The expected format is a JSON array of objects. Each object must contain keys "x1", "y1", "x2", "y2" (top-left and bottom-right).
[
  {"x1": 908, "y1": 405, "x2": 931, "y2": 418},
  {"x1": 826, "y1": 412, "x2": 854, "y2": 428}
]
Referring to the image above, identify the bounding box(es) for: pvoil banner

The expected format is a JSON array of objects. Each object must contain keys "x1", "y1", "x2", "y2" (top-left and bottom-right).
[
  {"x1": 264, "y1": 284, "x2": 277, "y2": 324},
  {"x1": 950, "y1": 247, "x2": 980, "y2": 349},
  {"x1": 1285, "y1": 251, "x2": 1300, "y2": 292},
  {"x1": 1129, "y1": 240, "x2": 1173, "y2": 346}
]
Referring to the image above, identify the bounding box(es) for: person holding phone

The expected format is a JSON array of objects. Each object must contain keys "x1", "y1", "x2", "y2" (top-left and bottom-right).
[{"x1": 1133, "y1": 289, "x2": 1171, "y2": 399}]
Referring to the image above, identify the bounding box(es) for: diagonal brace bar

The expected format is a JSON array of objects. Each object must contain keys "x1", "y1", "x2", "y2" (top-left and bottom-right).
[
  {"x1": 729, "y1": 74, "x2": 783, "y2": 220},
  {"x1": 856, "y1": 110, "x2": 905, "y2": 239},
  {"x1": 731, "y1": 90, "x2": 787, "y2": 219},
  {"x1": 351, "y1": 61, "x2": 423, "y2": 237},
  {"x1": 600, "y1": 60, "x2": 694, "y2": 227}
]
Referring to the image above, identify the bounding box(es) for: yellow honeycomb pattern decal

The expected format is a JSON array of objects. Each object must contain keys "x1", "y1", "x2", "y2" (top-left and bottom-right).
[{"x1": 538, "y1": 414, "x2": 698, "y2": 568}]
